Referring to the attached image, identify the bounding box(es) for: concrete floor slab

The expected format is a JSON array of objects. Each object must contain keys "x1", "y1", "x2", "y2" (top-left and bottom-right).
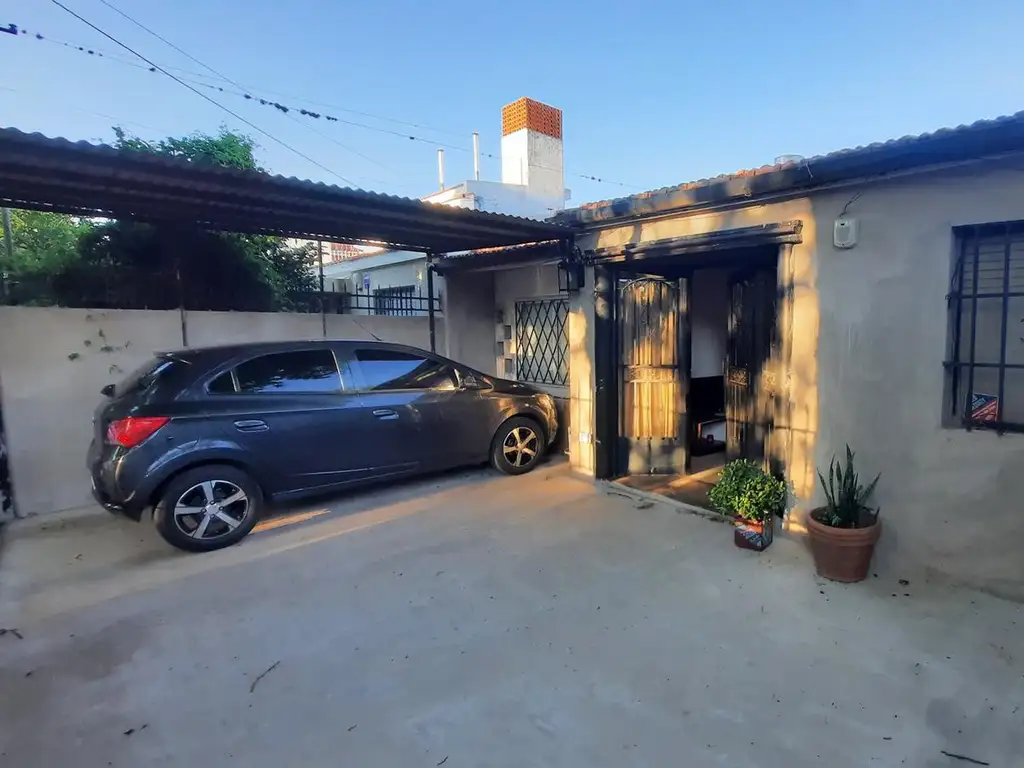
[{"x1": 1, "y1": 465, "x2": 1022, "y2": 767}]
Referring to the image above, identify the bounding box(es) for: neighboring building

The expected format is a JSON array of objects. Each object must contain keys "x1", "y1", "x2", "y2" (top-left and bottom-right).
[
  {"x1": 440, "y1": 110, "x2": 1024, "y2": 599},
  {"x1": 323, "y1": 97, "x2": 568, "y2": 315}
]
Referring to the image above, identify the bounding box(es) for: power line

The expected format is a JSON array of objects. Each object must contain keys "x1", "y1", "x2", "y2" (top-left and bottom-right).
[
  {"x1": 91, "y1": 0, "x2": 397, "y2": 177},
  {"x1": 10, "y1": 18, "x2": 642, "y2": 190},
  {"x1": 45, "y1": 1, "x2": 356, "y2": 187},
  {"x1": 15, "y1": 19, "x2": 468, "y2": 140},
  {"x1": 95, "y1": 0, "x2": 467, "y2": 139},
  {"x1": 0, "y1": 83, "x2": 174, "y2": 136}
]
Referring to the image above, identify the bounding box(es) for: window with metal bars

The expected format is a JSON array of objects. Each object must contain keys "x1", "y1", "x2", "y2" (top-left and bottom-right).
[
  {"x1": 514, "y1": 298, "x2": 569, "y2": 386},
  {"x1": 372, "y1": 285, "x2": 417, "y2": 316},
  {"x1": 945, "y1": 221, "x2": 1024, "y2": 432}
]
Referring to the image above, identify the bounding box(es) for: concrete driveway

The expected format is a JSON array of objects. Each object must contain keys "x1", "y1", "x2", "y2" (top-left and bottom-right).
[{"x1": 1, "y1": 464, "x2": 1021, "y2": 767}]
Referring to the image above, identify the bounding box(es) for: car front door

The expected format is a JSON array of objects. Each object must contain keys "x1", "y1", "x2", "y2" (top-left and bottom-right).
[
  {"x1": 204, "y1": 347, "x2": 370, "y2": 494},
  {"x1": 348, "y1": 347, "x2": 463, "y2": 477}
]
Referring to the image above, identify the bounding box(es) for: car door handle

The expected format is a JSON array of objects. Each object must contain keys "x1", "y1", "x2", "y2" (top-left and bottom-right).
[
  {"x1": 234, "y1": 419, "x2": 269, "y2": 433},
  {"x1": 372, "y1": 408, "x2": 398, "y2": 420}
]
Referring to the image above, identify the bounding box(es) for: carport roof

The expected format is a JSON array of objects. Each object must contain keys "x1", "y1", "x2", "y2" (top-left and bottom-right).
[{"x1": 0, "y1": 128, "x2": 574, "y2": 253}]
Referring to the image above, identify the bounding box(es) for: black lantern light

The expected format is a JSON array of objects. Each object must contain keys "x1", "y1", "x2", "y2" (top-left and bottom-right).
[{"x1": 558, "y1": 246, "x2": 586, "y2": 294}]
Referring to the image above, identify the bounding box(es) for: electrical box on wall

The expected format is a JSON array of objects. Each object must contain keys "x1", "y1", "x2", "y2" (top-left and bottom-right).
[{"x1": 834, "y1": 217, "x2": 858, "y2": 249}]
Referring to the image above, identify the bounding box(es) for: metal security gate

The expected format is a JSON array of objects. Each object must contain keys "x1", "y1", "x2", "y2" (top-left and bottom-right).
[
  {"x1": 619, "y1": 276, "x2": 690, "y2": 474},
  {"x1": 726, "y1": 266, "x2": 779, "y2": 465}
]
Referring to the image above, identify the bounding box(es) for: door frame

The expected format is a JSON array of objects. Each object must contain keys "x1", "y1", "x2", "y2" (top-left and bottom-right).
[
  {"x1": 592, "y1": 229, "x2": 800, "y2": 481},
  {"x1": 615, "y1": 273, "x2": 691, "y2": 476}
]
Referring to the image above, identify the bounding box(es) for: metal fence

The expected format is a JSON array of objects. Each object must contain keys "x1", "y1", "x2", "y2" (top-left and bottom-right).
[{"x1": 0, "y1": 269, "x2": 441, "y2": 316}]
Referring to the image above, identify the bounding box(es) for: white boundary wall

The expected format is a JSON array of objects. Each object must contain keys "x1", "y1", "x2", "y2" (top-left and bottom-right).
[{"x1": 0, "y1": 307, "x2": 440, "y2": 517}]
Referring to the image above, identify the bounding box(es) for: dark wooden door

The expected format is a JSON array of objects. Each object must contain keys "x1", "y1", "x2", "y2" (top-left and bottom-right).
[
  {"x1": 726, "y1": 267, "x2": 779, "y2": 464},
  {"x1": 619, "y1": 277, "x2": 690, "y2": 475}
]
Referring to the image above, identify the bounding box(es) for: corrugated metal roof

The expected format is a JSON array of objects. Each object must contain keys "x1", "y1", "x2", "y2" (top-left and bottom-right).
[
  {"x1": 433, "y1": 240, "x2": 567, "y2": 274},
  {"x1": 559, "y1": 111, "x2": 1024, "y2": 226},
  {"x1": 0, "y1": 127, "x2": 574, "y2": 252}
]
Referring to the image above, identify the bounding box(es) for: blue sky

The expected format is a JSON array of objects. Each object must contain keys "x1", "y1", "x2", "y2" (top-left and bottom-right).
[{"x1": 4, "y1": 0, "x2": 1024, "y2": 205}]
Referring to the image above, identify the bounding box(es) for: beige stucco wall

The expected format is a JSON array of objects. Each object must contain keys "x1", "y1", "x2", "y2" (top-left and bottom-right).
[
  {"x1": 574, "y1": 160, "x2": 1024, "y2": 599},
  {"x1": 0, "y1": 307, "x2": 439, "y2": 517},
  {"x1": 492, "y1": 264, "x2": 568, "y2": 400},
  {"x1": 442, "y1": 271, "x2": 497, "y2": 375}
]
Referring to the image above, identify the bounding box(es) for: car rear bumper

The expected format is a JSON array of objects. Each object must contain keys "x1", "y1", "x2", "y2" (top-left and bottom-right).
[
  {"x1": 91, "y1": 472, "x2": 147, "y2": 521},
  {"x1": 89, "y1": 443, "x2": 148, "y2": 521}
]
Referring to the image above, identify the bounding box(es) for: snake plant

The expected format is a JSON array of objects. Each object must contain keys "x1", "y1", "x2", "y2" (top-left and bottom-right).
[{"x1": 817, "y1": 446, "x2": 880, "y2": 529}]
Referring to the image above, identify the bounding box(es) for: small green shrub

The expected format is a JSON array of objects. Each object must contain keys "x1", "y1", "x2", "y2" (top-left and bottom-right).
[
  {"x1": 708, "y1": 459, "x2": 786, "y2": 522},
  {"x1": 817, "y1": 445, "x2": 880, "y2": 529}
]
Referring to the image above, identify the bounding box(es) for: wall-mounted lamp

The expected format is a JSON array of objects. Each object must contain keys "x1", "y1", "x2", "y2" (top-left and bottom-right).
[{"x1": 558, "y1": 245, "x2": 586, "y2": 294}]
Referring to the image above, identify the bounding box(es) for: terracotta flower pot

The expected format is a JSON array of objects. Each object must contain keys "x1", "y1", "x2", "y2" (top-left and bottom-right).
[{"x1": 805, "y1": 507, "x2": 881, "y2": 582}]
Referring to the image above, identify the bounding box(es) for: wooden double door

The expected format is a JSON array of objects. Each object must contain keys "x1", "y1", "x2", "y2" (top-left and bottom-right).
[{"x1": 617, "y1": 265, "x2": 779, "y2": 475}]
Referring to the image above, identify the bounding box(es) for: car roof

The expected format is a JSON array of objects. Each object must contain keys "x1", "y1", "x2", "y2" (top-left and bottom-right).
[{"x1": 157, "y1": 338, "x2": 435, "y2": 361}]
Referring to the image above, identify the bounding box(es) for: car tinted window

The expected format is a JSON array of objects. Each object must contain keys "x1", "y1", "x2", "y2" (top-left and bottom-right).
[
  {"x1": 115, "y1": 357, "x2": 182, "y2": 397},
  {"x1": 234, "y1": 350, "x2": 342, "y2": 394},
  {"x1": 207, "y1": 371, "x2": 236, "y2": 394},
  {"x1": 354, "y1": 349, "x2": 457, "y2": 391}
]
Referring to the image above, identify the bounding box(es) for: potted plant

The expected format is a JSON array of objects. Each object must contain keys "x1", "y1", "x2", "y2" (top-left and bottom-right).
[
  {"x1": 807, "y1": 446, "x2": 881, "y2": 582},
  {"x1": 708, "y1": 459, "x2": 787, "y2": 551}
]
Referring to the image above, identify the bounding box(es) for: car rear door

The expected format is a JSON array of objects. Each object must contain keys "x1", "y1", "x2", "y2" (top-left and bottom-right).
[
  {"x1": 348, "y1": 346, "x2": 462, "y2": 476},
  {"x1": 202, "y1": 347, "x2": 369, "y2": 493}
]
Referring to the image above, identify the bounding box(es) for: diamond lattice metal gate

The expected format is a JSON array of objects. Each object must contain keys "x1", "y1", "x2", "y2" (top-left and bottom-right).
[{"x1": 515, "y1": 298, "x2": 568, "y2": 386}]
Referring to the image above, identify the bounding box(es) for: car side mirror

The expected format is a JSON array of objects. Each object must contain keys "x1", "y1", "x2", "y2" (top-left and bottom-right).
[
  {"x1": 460, "y1": 373, "x2": 488, "y2": 391},
  {"x1": 101, "y1": 383, "x2": 116, "y2": 398}
]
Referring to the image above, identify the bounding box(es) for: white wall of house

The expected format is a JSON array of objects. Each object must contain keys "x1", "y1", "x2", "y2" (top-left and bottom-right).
[
  {"x1": 0, "y1": 307, "x2": 441, "y2": 518},
  {"x1": 570, "y1": 158, "x2": 1024, "y2": 599},
  {"x1": 322, "y1": 250, "x2": 444, "y2": 315},
  {"x1": 320, "y1": 169, "x2": 564, "y2": 313}
]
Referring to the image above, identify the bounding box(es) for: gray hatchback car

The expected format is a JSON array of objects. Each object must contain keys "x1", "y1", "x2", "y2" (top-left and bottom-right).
[{"x1": 89, "y1": 340, "x2": 559, "y2": 552}]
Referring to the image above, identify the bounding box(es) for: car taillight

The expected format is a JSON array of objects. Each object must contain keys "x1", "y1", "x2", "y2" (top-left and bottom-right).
[{"x1": 107, "y1": 416, "x2": 170, "y2": 448}]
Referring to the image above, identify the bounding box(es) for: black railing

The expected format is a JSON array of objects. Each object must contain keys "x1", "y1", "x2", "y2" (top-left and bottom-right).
[{"x1": 0, "y1": 270, "x2": 441, "y2": 316}]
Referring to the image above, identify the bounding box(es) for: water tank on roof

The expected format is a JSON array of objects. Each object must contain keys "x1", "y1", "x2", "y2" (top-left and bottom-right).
[{"x1": 775, "y1": 154, "x2": 805, "y2": 166}]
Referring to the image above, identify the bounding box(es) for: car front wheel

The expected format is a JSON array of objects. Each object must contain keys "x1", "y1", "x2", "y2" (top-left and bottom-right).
[
  {"x1": 491, "y1": 417, "x2": 544, "y2": 476},
  {"x1": 153, "y1": 464, "x2": 263, "y2": 552}
]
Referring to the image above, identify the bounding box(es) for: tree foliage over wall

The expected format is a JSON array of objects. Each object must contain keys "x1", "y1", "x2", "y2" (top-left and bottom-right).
[{"x1": 2, "y1": 127, "x2": 318, "y2": 311}]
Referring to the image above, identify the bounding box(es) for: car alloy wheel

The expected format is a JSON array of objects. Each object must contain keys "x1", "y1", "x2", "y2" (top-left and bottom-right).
[
  {"x1": 502, "y1": 425, "x2": 539, "y2": 469},
  {"x1": 173, "y1": 479, "x2": 250, "y2": 541}
]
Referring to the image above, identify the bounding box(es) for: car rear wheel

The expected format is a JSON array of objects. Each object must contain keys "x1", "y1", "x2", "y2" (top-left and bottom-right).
[
  {"x1": 491, "y1": 417, "x2": 544, "y2": 476},
  {"x1": 153, "y1": 465, "x2": 262, "y2": 552}
]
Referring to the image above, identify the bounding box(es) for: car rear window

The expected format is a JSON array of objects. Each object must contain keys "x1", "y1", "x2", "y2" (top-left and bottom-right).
[{"x1": 115, "y1": 357, "x2": 182, "y2": 397}]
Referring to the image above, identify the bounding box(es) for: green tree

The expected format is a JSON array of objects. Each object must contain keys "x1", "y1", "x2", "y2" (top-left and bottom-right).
[
  {"x1": 7, "y1": 127, "x2": 317, "y2": 310},
  {"x1": 112, "y1": 126, "x2": 263, "y2": 171},
  {"x1": 3, "y1": 209, "x2": 93, "y2": 274}
]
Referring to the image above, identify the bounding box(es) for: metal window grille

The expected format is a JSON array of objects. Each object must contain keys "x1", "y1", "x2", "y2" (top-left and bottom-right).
[
  {"x1": 515, "y1": 298, "x2": 568, "y2": 386},
  {"x1": 946, "y1": 221, "x2": 1024, "y2": 432},
  {"x1": 372, "y1": 285, "x2": 418, "y2": 316}
]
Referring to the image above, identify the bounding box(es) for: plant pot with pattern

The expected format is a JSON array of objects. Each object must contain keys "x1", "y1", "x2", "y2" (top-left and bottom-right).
[
  {"x1": 807, "y1": 446, "x2": 881, "y2": 583},
  {"x1": 708, "y1": 459, "x2": 786, "y2": 552}
]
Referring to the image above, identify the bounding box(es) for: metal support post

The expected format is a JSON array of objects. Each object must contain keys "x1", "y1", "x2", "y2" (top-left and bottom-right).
[
  {"x1": 318, "y1": 240, "x2": 326, "y2": 337},
  {"x1": 426, "y1": 252, "x2": 437, "y2": 353}
]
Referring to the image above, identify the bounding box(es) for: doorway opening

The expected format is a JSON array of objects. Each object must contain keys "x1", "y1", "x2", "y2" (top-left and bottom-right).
[{"x1": 606, "y1": 246, "x2": 782, "y2": 509}]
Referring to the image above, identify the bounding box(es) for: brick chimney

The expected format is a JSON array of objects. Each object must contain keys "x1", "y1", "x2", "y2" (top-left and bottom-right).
[{"x1": 500, "y1": 97, "x2": 565, "y2": 202}]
